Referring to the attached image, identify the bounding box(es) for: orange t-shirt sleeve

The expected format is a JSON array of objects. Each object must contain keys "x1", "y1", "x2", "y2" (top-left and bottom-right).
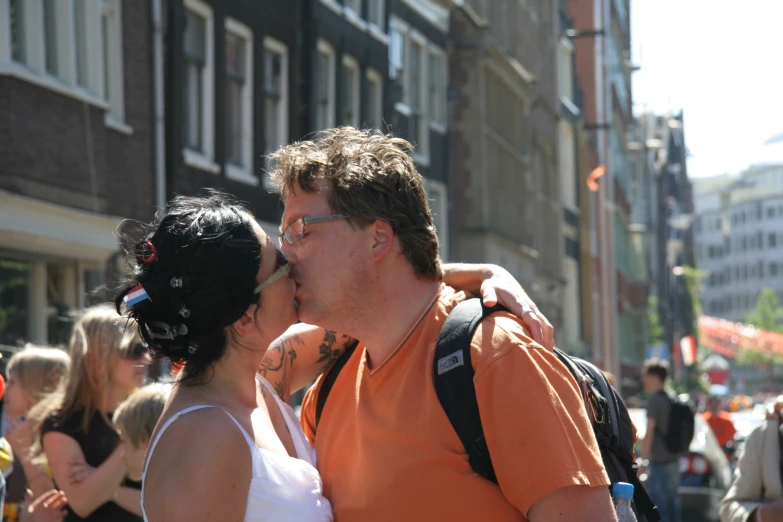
[{"x1": 472, "y1": 313, "x2": 610, "y2": 516}]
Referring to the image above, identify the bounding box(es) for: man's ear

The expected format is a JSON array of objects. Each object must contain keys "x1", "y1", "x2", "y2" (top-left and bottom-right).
[{"x1": 369, "y1": 220, "x2": 395, "y2": 262}]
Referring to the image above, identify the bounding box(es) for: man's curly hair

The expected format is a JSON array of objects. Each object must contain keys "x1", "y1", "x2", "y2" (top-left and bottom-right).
[{"x1": 269, "y1": 127, "x2": 442, "y2": 280}]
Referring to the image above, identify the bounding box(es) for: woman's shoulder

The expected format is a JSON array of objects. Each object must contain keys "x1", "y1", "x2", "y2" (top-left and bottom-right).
[
  {"x1": 145, "y1": 408, "x2": 252, "y2": 502},
  {"x1": 40, "y1": 409, "x2": 71, "y2": 434}
]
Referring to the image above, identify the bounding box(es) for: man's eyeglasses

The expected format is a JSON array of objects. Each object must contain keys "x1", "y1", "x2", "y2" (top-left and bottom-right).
[
  {"x1": 254, "y1": 247, "x2": 291, "y2": 293},
  {"x1": 278, "y1": 214, "x2": 348, "y2": 247}
]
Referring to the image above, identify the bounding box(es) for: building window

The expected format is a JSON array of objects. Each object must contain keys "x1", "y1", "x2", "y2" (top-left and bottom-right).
[
  {"x1": 316, "y1": 39, "x2": 336, "y2": 130},
  {"x1": 366, "y1": 68, "x2": 383, "y2": 130},
  {"x1": 408, "y1": 34, "x2": 427, "y2": 159},
  {"x1": 183, "y1": 0, "x2": 214, "y2": 165},
  {"x1": 423, "y1": 178, "x2": 450, "y2": 259},
  {"x1": 340, "y1": 54, "x2": 360, "y2": 127},
  {"x1": 263, "y1": 37, "x2": 288, "y2": 179},
  {"x1": 428, "y1": 46, "x2": 447, "y2": 131},
  {"x1": 768, "y1": 207, "x2": 775, "y2": 218},
  {"x1": 9, "y1": 0, "x2": 25, "y2": 62},
  {"x1": 224, "y1": 19, "x2": 254, "y2": 183},
  {"x1": 770, "y1": 233, "x2": 777, "y2": 248},
  {"x1": 43, "y1": 0, "x2": 59, "y2": 77},
  {"x1": 389, "y1": 20, "x2": 406, "y2": 83},
  {"x1": 73, "y1": 0, "x2": 89, "y2": 87},
  {"x1": 772, "y1": 264, "x2": 779, "y2": 277},
  {"x1": 3, "y1": 0, "x2": 125, "y2": 125},
  {"x1": 367, "y1": 0, "x2": 385, "y2": 30},
  {"x1": 102, "y1": 0, "x2": 125, "y2": 124}
]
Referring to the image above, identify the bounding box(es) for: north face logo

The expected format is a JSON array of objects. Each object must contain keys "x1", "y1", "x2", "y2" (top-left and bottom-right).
[{"x1": 437, "y1": 350, "x2": 465, "y2": 375}]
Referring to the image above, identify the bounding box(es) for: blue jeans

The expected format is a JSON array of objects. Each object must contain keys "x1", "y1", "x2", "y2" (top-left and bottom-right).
[{"x1": 647, "y1": 461, "x2": 681, "y2": 522}]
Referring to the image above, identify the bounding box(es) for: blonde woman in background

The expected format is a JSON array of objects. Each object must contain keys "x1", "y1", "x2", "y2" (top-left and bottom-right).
[
  {"x1": 3, "y1": 345, "x2": 70, "y2": 521},
  {"x1": 31, "y1": 306, "x2": 151, "y2": 522}
]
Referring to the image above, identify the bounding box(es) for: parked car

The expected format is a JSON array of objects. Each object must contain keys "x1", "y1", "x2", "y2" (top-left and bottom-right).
[{"x1": 629, "y1": 407, "x2": 733, "y2": 522}]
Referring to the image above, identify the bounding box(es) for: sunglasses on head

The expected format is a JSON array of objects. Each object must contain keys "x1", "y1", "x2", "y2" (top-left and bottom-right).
[{"x1": 254, "y1": 247, "x2": 291, "y2": 294}]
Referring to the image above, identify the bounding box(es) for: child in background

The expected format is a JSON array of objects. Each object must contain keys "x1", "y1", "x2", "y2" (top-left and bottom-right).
[
  {"x1": 111, "y1": 384, "x2": 172, "y2": 482},
  {"x1": 3, "y1": 346, "x2": 70, "y2": 522}
]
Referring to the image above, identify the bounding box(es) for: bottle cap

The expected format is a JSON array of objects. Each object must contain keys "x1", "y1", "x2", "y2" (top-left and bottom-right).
[{"x1": 612, "y1": 482, "x2": 634, "y2": 500}]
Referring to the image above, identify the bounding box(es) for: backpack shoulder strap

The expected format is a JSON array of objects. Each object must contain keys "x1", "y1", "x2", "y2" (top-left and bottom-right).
[
  {"x1": 433, "y1": 298, "x2": 506, "y2": 484},
  {"x1": 315, "y1": 339, "x2": 359, "y2": 429}
]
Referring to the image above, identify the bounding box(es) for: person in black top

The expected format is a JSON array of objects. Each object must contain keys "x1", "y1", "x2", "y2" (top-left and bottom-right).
[{"x1": 31, "y1": 306, "x2": 151, "y2": 522}]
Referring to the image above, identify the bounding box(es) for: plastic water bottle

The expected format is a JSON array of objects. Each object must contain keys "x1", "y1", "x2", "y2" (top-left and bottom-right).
[{"x1": 612, "y1": 482, "x2": 637, "y2": 522}]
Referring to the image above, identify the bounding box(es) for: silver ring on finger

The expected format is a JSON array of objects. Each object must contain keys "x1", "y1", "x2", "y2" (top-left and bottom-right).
[{"x1": 521, "y1": 307, "x2": 534, "y2": 316}]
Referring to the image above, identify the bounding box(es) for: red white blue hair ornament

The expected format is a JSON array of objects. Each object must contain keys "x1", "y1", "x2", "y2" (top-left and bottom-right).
[{"x1": 123, "y1": 284, "x2": 151, "y2": 307}]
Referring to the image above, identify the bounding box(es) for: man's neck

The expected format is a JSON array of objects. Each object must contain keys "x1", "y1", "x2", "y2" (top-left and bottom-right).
[{"x1": 347, "y1": 276, "x2": 442, "y2": 370}]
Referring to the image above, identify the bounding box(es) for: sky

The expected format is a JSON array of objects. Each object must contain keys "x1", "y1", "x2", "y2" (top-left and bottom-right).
[{"x1": 631, "y1": 1, "x2": 783, "y2": 179}]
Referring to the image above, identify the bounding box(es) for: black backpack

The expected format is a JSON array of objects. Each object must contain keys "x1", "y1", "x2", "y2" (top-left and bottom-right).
[
  {"x1": 314, "y1": 299, "x2": 660, "y2": 522},
  {"x1": 658, "y1": 391, "x2": 695, "y2": 455}
]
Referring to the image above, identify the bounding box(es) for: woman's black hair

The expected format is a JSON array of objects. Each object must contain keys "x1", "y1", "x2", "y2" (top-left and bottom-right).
[{"x1": 115, "y1": 191, "x2": 262, "y2": 383}]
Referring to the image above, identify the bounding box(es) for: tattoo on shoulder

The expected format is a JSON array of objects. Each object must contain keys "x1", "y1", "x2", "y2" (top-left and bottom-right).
[{"x1": 316, "y1": 330, "x2": 352, "y2": 371}]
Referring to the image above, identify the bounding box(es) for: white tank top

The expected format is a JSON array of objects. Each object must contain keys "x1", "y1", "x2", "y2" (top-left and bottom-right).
[{"x1": 142, "y1": 376, "x2": 333, "y2": 521}]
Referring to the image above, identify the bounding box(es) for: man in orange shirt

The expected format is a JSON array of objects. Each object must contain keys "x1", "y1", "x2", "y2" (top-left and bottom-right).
[
  {"x1": 703, "y1": 395, "x2": 737, "y2": 448},
  {"x1": 270, "y1": 128, "x2": 615, "y2": 522}
]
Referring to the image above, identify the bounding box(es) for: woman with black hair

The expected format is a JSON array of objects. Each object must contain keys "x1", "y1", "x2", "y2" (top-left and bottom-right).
[{"x1": 116, "y1": 192, "x2": 545, "y2": 522}]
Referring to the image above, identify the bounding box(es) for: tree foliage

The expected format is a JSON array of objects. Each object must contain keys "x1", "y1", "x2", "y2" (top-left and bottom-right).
[{"x1": 737, "y1": 289, "x2": 783, "y2": 368}]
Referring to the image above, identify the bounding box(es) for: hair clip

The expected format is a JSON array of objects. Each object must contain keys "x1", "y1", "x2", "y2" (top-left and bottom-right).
[
  {"x1": 187, "y1": 343, "x2": 199, "y2": 355},
  {"x1": 178, "y1": 305, "x2": 191, "y2": 319},
  {"x1": 123, "y1": 284, "x2": 151, "y2": 307},
  {"x1": 170, "y1": 278, "x2": 183, "y2": 288},
  {"x1": 147, "y1": 321, "x2": 188, "y2": 340},
  {"x1": 141, "y1": 241, "x2": 158, "y2": 263}
]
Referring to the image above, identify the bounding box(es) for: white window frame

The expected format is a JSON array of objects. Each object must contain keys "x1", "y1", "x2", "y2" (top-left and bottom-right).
[
  {"x1": 428, "y1": 44, "x2": 447, "y2": 133},
  {"x1": 183, "y1": 0, "x2": 217, "y2": 173},
  {"x1": 408, "y1": 30, "x2": 429, "y2": 165},
  {"x1": 366, "y1": 68, "x2": 383, "y2": 130},
  {"x1": 43, "y1": 0, "x2": 73, "y2": 82},
  {"x1": 224, "y1": 18, "x2": 255, "y2": 185},
  {"x1": 315, "y1": 39, "x2": 336, "y2": 130},
  {"x1": 423, "y1": 178, "x2": 449, "y2": 259},
  {"x1": 341, "y1": 54, "x2": 360, "y2": 128},
  {"x1": 0, "y1": 0, "x2": 113, "y2": 112},
  {"x1": 261, "y1": 36, "x2": 289, "y2": 190}
]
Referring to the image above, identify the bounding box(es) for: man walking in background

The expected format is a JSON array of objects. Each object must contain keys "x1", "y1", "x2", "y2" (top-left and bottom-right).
[{"x1": 640, "y1": 359, "x2": 681, "y2": 522}]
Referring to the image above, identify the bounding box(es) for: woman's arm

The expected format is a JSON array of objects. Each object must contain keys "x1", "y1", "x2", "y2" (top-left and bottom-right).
[
  {"x1": 442, "y1": 263, "x2": 554, "y2": 348},
  {"x1": 258, "y1": 324, "x2": 354, "y2": 403},
  {"x1": 16, "y1": 453, "x2": 55, "y2": 500},
  {"x1": 113, "y1": 486, "x2": 142, "y2": 516},
  {"x1": 42, "y1": 432, "x2": 127, "y2": 518},
  {"x1": 5, "y1": 419, "x2": 56, "y2": 498}
]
